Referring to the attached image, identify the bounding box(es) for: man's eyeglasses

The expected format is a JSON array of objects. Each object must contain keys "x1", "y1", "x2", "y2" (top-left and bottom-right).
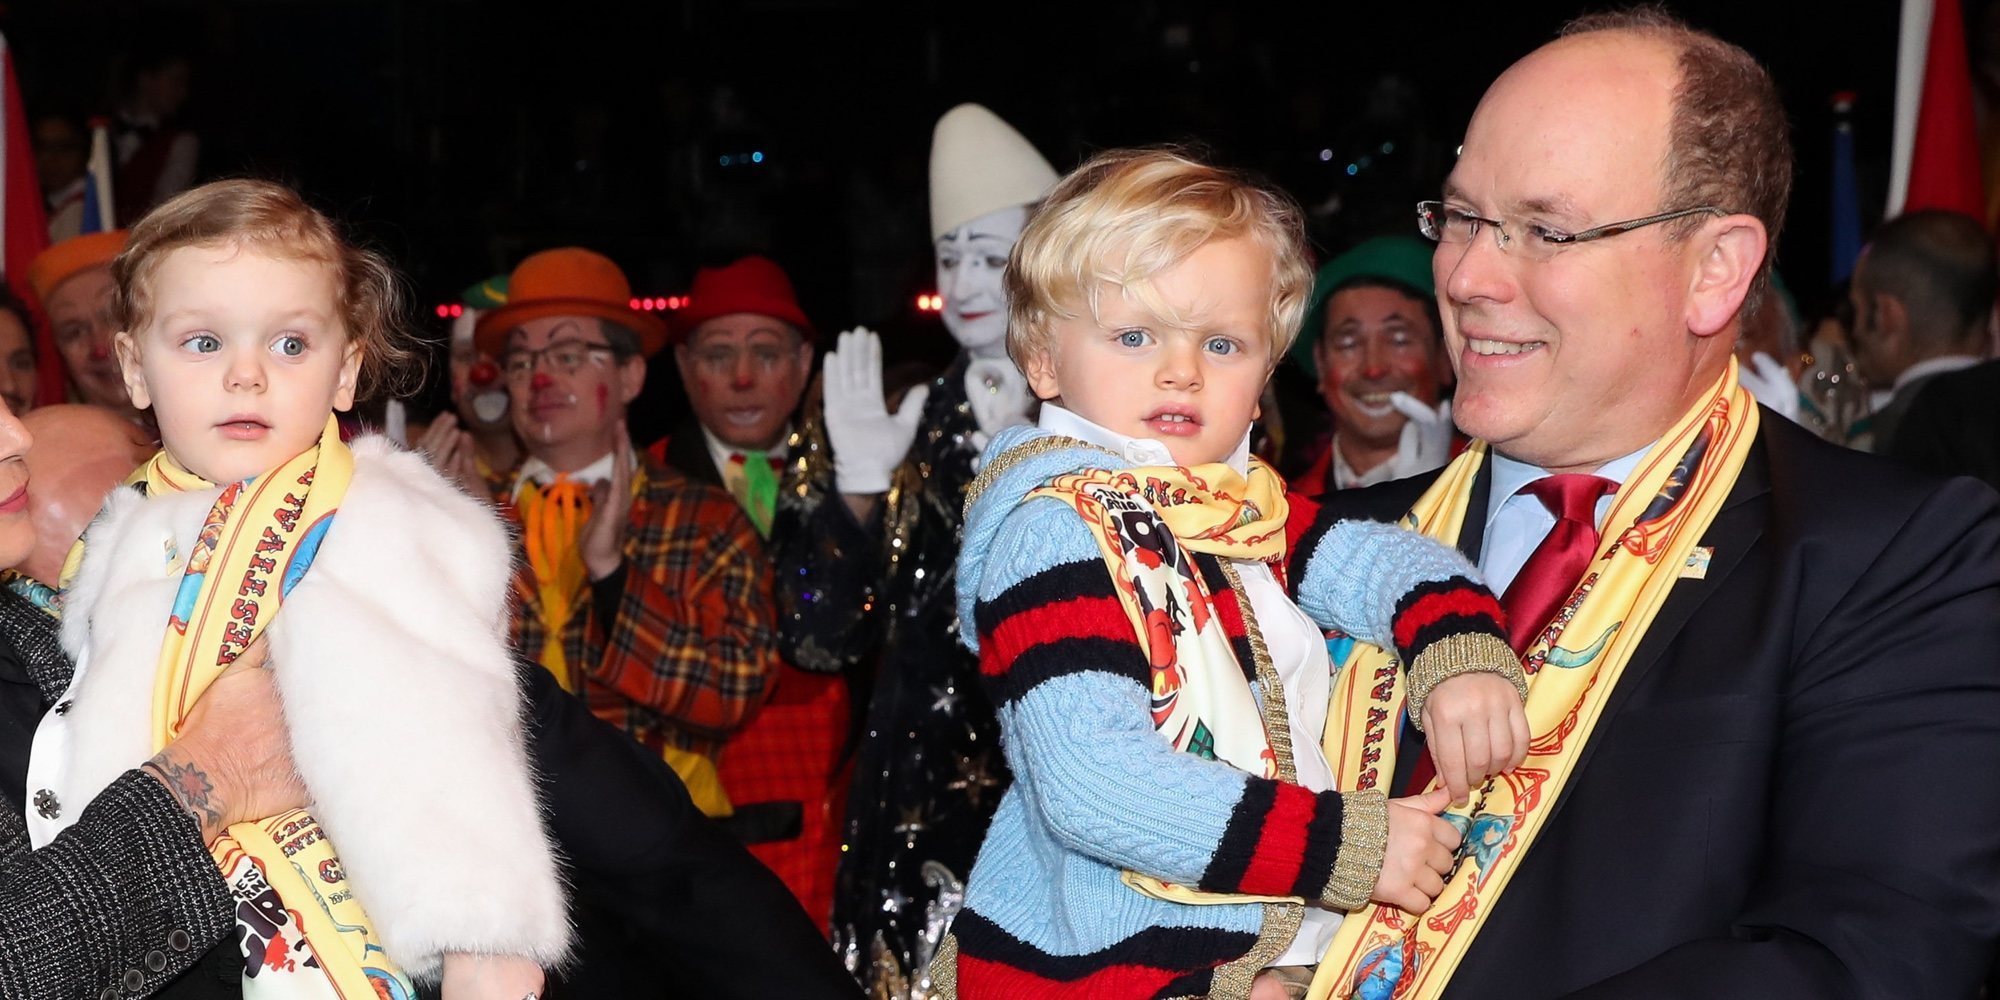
[
  {"x1": 500, "y1": 340, "x2": 625, "y2": 382},
  {"x1": 1416, "y1": 200, "x2": 1726, "y2": 262}
]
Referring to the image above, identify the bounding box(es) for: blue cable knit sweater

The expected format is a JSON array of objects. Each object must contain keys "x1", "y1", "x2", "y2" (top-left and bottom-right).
[{"x1": 944, "y1": 426, "x2": 1506, "y2": 999}]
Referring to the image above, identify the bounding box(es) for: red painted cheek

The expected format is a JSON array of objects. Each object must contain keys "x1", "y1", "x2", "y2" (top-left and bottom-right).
[{"x1": 595, "y1": 382, "x2": 610, "y2": 416}]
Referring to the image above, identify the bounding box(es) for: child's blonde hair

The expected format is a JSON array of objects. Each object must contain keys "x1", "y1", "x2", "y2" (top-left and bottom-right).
[
  {"x1": 1005, "y1": 147, "x2": 1312, "y2": 369},
  {"x1": 112, "y1": 178, "x2": 421, "y2": 400}
]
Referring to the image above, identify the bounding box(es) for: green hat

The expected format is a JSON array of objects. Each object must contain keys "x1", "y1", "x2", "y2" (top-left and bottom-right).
[
  {"x1": 1289, "y1": 236, "x2": 1436, "y2": 379},
  {"x1": 460, "y1": 274, "x2": 510, "y2": 310}
]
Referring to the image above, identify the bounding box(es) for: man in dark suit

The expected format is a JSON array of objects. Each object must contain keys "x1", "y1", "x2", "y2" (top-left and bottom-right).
[
  {"x1": 1887, "y1": 357, "x2": 2000, "y2": 493},
  {"x1": 1318, "y1": 10, "x2": 2000, "y2": 998},
  {"x1": 1845, "y1": 210, "x2": 1994, "y2": 453}
]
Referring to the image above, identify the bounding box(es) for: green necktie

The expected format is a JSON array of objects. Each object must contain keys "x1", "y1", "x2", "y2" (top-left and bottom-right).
[{"x1": 734, "y1": 450, "x2": 778, "y2": 537}]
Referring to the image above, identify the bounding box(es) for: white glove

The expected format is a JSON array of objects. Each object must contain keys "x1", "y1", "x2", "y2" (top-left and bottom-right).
[
  {"x1": 1738, "y1": 351, "x2": 1802, "y2": 423},
  {"x1": 964, "y1": 357, "x2": 1033, "y2": 438},
  {"x1": 823, "y1": 328, "x2": 929, "y2": 495},
  {"x1": 1383, "y1": 392, "x2": 1455, "y2": 480}
]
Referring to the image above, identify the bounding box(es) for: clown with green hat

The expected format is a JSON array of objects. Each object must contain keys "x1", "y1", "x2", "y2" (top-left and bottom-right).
[
  {"x1": 1294, "y1": 235, "x2": 1458, "y2": 493},
  {"x1": 414, "y1": 274, "x2": 519, "y2": 495}
]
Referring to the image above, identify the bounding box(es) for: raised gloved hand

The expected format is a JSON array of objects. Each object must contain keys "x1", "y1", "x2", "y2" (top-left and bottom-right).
[
  {"x1": 1738, "y1": 351, "x2": 1802, "y2": 423},
  {"x1": 1383, "y1": 392, "x2": 1455, "y2": 480},
  {"x1": 823, "y1": 328, "x2": 929, "y2": 495},
  {"x1": 964, "y1": 357, "x2": 1033, "y2": 439}
]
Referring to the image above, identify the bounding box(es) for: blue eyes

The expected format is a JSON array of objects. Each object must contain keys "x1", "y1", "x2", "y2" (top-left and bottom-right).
[
  {"x1": 179, "y1": 333, "x2": 310, "y2": 357},
  {"x1": 1113, "y1": 330, "x2": 1243, "y2": 355}
]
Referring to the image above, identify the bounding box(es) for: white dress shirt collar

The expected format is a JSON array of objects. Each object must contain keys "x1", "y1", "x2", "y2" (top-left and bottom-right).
[{"x1": 1038, "y1": 404, "x2": 1251, "y2": 474}]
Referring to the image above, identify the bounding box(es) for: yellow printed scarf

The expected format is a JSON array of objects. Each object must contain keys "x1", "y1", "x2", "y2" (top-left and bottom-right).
[
  {"x1": 1027, "y1": 454, "x2": 1291, "y2": 771},
  {"x1": 1308, "y1": 362, "x2": 1758, "y2": 1000},
  {"x1": 124, "y1": 416, "x2": 412, "y2": 998},
  {"x1": 1018, "y1": 447, "x2": 1310, "y2": 943}
]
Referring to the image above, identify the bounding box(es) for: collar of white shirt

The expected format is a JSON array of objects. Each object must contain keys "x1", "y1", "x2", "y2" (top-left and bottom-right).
[
  {"x1": 513, "y1": 448, "x2": 634, "y2": 499},
  {"x1": 698, "y1": 425, "x2": 791, "y2": 480},
  {"x1": 1037, "y1": 404, "x2": 1251, "y2": 474},
  {"x1": 1329, "y1": 434, "x2": 1400, "y2": 491},
  {"x1": 1481, "y1": 442, "x2": 1652, "y2": 595},
  {"x1": 1893, "y1": 353, "x2": 1985, "y2": 394}
]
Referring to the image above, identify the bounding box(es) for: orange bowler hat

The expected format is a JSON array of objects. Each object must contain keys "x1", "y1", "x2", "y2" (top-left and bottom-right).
[
  {"x1": 27, "y1": 230, "x2": 128, "y2": 306},
  {"x1": 473, "y1": 247, "x2": 668, "y2": 358}
]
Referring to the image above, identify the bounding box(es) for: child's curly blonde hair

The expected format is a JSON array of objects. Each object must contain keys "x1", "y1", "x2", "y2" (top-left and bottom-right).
[
  {"x1": 113, "y1": 178, "x2": 421, "y2": 400},
  {"x1": 1006, "y1": 147, "x2": 1313, "y2": 371}
]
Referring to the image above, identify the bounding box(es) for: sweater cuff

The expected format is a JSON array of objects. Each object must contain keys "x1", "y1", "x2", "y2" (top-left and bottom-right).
[
  {"x1": 1322, "y1": 790, "x2": 1387, "y2": 910},
  {"x1": 1404, "y1": 632, "x2": 1526, "y2": 731}
]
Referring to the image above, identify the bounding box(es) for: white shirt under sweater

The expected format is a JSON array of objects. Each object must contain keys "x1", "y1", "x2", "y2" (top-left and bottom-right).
[{"x1": 1036, "y1": 405, "x2": 1339, "y2": 967}]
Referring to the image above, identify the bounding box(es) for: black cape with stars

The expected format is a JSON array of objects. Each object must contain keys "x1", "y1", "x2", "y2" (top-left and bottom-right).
[{"x1": 771, "y1": 353, "x2": 1010, "y2": 997}]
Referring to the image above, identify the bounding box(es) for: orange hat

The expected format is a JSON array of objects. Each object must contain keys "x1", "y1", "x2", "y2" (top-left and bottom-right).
[
  {"x1": 670, "y1": 255, "x2": 815, "y2": 344},
  {"x1": 27, "y1": 230, "x2": 127, "y2": 306},
  {"x1": 473, "y1": 247, "x2": 668, "y2": 358}
]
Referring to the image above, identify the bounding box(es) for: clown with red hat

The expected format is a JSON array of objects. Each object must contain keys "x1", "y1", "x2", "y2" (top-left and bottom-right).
[{"x1": 639, "y1": 255, "x2": 854, "y2": 933}]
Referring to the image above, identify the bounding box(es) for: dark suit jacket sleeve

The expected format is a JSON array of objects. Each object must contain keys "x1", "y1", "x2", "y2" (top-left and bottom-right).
[
  {"x1": 517, "y1": 662, "x2": 860, "y2": 999},
  {"x1": 1562, "y1": 477, "x2": 2000, "y2": 999},
  {"x1": 0, "y1": 770, "x2": 232, "y2": 1000}
]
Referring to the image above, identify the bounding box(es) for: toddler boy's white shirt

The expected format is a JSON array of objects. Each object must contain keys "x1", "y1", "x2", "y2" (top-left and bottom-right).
[{"x1": 1035, "y1": 405, "x2": 1340, "y2": 966}]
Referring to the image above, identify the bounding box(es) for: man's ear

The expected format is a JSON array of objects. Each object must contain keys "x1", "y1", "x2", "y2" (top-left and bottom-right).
[
  {"x1": 112, "y1": 331, "x2": 151, "y2": 410},
  {"x1": 620, "y1": 354, "x2": 647, "y2": 405},
  {"x1": 1872, "y1": 292, "x2": 1913, "y2": 356},
  {"x1": 331, "y1": 341, "x2": 362, "y2": 412},
  {"x1": 1023, "y1": 347, "x2": 1061, "y2": 401},
  {"x1": 1686, "y1": 215, "x2": 1768, "y2": 339}
]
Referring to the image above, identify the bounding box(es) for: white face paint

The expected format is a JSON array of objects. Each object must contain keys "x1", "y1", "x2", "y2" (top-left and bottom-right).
[
  {"x1": 935, "y1": 204, "x2": 1029, "y2": 358},
  {"x1": 470, "y1": 391, "x2": 509, "y2": 424}
]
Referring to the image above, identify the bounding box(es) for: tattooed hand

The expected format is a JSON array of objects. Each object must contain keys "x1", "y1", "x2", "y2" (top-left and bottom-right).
[{"x1": 142, "y1": 636, "x2": 306, "y2": 844}]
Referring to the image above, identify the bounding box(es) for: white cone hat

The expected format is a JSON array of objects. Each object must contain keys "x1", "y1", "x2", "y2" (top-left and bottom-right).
[{"x1": 928, "y1": 103, "x2": 1059, "y2": 240}]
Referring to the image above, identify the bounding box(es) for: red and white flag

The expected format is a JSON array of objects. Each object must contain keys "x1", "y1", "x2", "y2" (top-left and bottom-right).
[
  {"x1": 1888, "y1": 0, "x2": 1986, "y2": 220},
  {"x1": 0, "y1": 33, "x2": 55, "y2": 407}
]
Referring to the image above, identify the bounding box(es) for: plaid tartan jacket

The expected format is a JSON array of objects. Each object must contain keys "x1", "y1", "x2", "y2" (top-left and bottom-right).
[{"x1": 505, "y1": 452, "x2": 777, "y2": 759}]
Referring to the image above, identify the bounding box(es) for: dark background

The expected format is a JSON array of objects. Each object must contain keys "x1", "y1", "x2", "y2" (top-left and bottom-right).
[{"x1": 1, "y1": 0, "x2": 1910, "y2": 430}]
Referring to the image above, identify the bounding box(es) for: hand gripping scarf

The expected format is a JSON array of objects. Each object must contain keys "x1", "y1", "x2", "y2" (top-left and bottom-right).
[
  {"x1": 977, "y1": 437, "x2": 1314, "y2": 987},
  {"x1": 67, "y1": 415, "x2": 415, "y2": 998},
  {"x1": 1307, "y1": 362, "x2": 1758, "y2": 1000}
]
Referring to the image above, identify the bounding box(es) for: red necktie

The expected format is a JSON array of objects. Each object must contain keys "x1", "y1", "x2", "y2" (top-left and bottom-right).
[{"x1": 1404, "y1": 473, "x2": 1617, "y2": 795}]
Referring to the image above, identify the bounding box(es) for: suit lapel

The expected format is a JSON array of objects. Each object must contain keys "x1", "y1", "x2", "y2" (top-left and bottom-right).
[
  {"x1": 1455, "y1": 456, "x2": 1494, "y2": 562},
  {"x1": 1532, "y1": 432, "x2": 1772, "y2": 829}
]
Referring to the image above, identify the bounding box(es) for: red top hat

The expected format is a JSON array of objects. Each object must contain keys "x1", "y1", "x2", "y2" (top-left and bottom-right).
[
  {"x1": 671, "y1": 256, "x2": 815, "y2": 344},
  {"x1": 474, "y1": 247, "x2": 668, "y2": 357}
]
